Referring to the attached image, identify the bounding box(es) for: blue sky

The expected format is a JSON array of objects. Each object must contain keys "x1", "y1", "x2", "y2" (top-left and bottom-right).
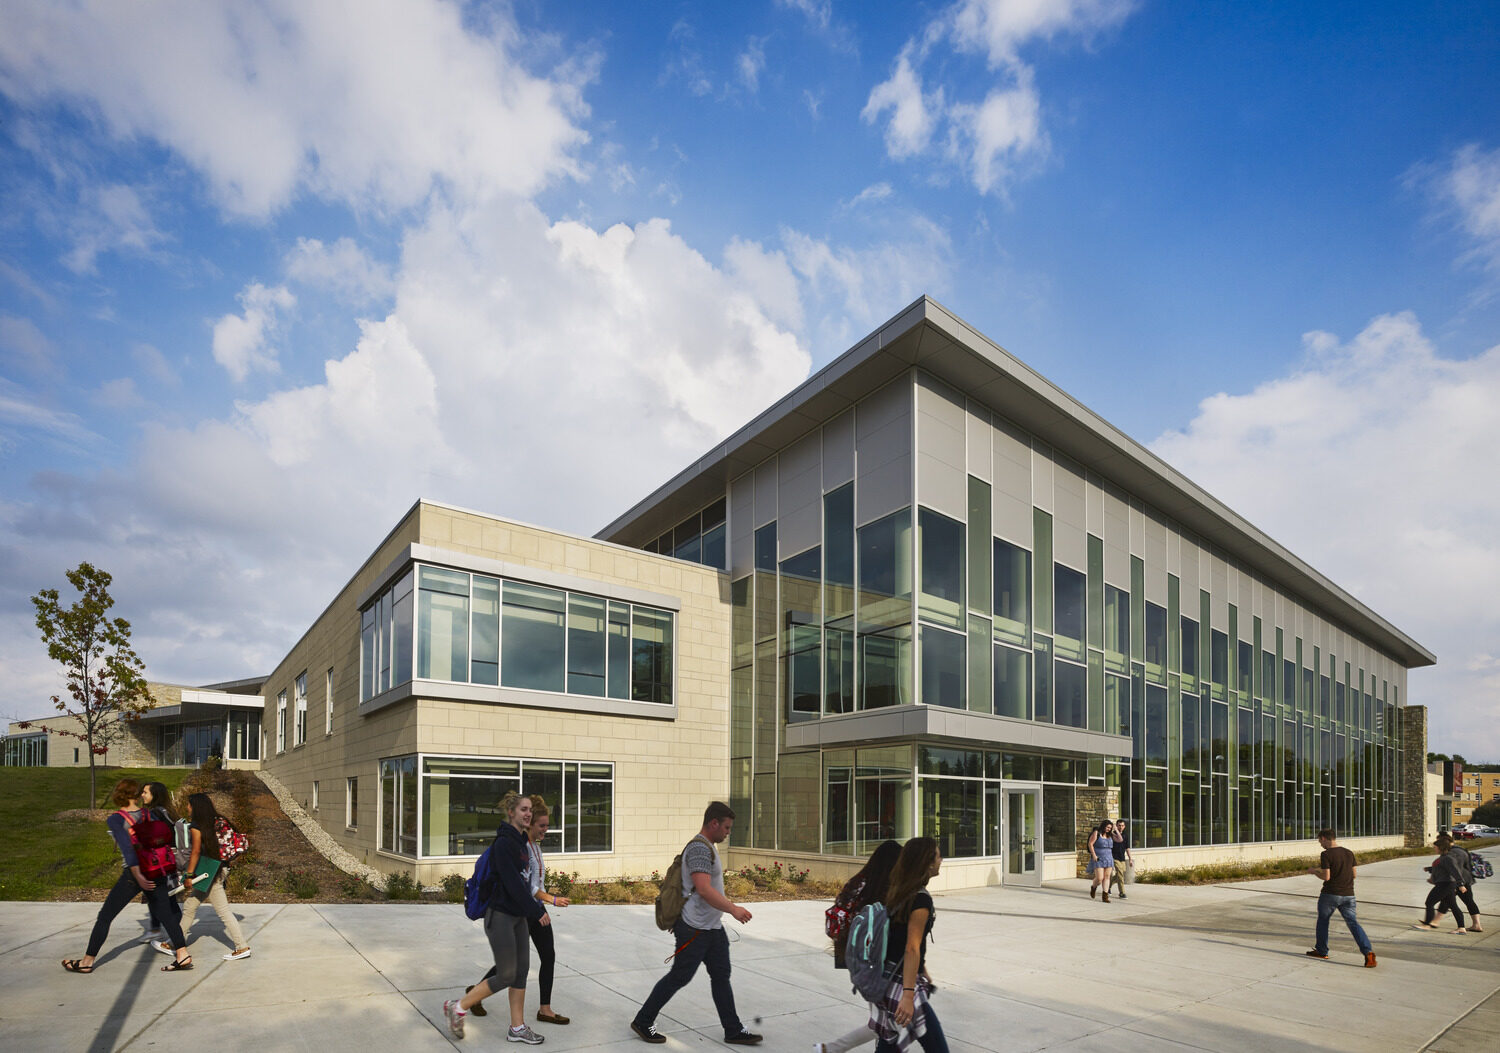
[{"x1": 2, "y1": 1, "x2": 1498, "y2": 758}]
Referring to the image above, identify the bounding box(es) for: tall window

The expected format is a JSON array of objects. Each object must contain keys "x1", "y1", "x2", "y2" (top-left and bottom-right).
[
  {"x1": 294, "y1": 671, "x2": 307, "y2": 747},
  {"x1": 325, "y1": 668, "x2": 334, "y2": 735},
  {"x1": 380, "y1": 756, "x2": 418, "y2": 856},
  {"x1": 346, "y1": 777, "x2": 358, "y2": 828},
  {"x1": 993, "y1": 538, "x2": 1030, "y2": 646},
  {"x1": 276, "y1": 691, "x2": 287, "y2": 754},
  {"x1": 1053, "y1": 564, "x2": 1086, "y2": 662}
]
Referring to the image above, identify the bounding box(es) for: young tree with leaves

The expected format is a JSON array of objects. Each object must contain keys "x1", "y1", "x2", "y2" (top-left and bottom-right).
[{"x1": 29, "y1": 562, "x2": 155, "y2": 807}]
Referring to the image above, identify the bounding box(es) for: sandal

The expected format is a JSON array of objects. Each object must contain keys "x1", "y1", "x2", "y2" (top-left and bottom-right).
[
  {"x1": 465, "y1": 985, "x2": 486, "y2": 1016},
  {"x1": 161, "y1": 956, "x2": 194, "y2": 972},
  {"x1": 61, "y1": 959, "x2": 94, "y2": 974}
]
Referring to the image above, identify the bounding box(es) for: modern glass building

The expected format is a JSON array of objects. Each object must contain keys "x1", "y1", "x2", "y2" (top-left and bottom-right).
[
  {"x1": 598, "y1": 296, "x2": 1435, "y2": 881},
  {"x1": 164, "y1": 295, "x2": 1435, "y2": 887}
]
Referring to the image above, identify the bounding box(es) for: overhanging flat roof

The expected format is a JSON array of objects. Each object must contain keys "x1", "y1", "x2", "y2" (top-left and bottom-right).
[{"x1": 597, "y1": 295, "x2": 1435, "y2": 670}]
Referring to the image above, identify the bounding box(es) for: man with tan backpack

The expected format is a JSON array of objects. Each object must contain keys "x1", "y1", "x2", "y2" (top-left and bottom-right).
[{"x1": 631, "y1": 802, "x2": 761, "y2": 1045}]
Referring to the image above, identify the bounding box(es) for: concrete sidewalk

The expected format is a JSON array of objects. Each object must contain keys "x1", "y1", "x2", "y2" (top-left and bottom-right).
[{"x1": 2, "y1": 853, "x2": 1494, "y2": 1052}]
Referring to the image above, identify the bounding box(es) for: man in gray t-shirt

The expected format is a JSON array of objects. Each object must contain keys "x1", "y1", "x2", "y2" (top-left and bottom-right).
[{"x1": 631, "y1": 802, "x2": 762, "y2": 1045}]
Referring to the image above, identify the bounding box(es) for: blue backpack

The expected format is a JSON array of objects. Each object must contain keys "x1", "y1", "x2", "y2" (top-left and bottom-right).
[
  {"x1": 463, "y1": 845, "x2": 497, "y2": 921},
  {"x1": 844, "y1": 901, "x2": 895, "y2": 1001}
]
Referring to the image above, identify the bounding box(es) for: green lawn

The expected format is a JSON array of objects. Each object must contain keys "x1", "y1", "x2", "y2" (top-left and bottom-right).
[
  {"x1": 0, "y1": 766, "x2": 190, "y2": 900},
  {"x1": 1138, "y1": 836, "x2": 1500, "y2": 886}
]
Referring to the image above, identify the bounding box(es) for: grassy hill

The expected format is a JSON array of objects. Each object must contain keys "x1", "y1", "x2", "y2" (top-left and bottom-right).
[{"x1": 0, "y1": 766, "x2": 189, "y2": 900}]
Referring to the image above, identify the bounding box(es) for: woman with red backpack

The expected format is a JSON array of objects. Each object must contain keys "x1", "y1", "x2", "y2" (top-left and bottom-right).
[
  {"x1": 61, "y1": 778, "x2": 193, "y2": 974},
  {"x1": 152, "y1": 793, "x2": 251, "y2": 961},
  {"x1": 814, "y1": 839, "x2": 902, "y2": 1053}
]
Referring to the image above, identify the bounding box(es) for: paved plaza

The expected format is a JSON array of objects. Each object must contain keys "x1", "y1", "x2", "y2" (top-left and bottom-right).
[{"x1": 2, "y1": 853, "x2": 1495, "y2": 1053}]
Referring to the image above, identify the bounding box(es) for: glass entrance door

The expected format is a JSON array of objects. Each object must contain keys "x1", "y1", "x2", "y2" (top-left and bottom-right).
[{"x1": 1004, "y1": 788, "x2": 1041, "y2": 885}]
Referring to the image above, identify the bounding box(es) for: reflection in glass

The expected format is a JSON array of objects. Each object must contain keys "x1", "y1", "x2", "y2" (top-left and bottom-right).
[
  {"x1": 469, "y1": 576, "x2": 498, "y2": 685},
  {"x1": 1145, "y1": 603, "x2": 1167, "y2": 683},
  {"x1": 1055, "y1": 658, "x2": 1087, "y2": 729},
  {"x1": 993, "y1": 539, "x2": 1031, "y2": 646},
  {"x1": 418, "y1": 567, "x2": 470, "y2": 682},
  {"x1": 1054, "y1": 564, "x2": 1086, "y2": 661},
  {"x1": 918, "y1": 507, "x2": 964, "y2": 629},
  {"x1": 994, "y1": 643, "x2": 1031, "y2": 719},
  {"x1": 922, "y1": 778, "x2": 980, "y2": 858},
  {"x1": 567, "y1": 594, "x2": 606, "y2": 696},
  {"x1": 1104, "y1": 585, "x2": 1129, "y2": 673},
  {"x1": 631, "y1": 607, "x2": 673, "y2": 704},
  {"x1": 920, "y1": 624, "x2": 966, "y2": 708},
  {"x1": 501, "y1": 582, "x2": 565, "y2": 692}
]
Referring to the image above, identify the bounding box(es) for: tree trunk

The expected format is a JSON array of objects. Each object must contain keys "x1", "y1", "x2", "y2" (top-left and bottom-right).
[{"x1": 86, "y1": 724, "x2": 97, "y2": 809}]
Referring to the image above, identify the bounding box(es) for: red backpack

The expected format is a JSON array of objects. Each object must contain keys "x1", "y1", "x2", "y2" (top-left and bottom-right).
[
  {"x1": 120, "y1": 808, "x2": 179, "y2": 880},
  {"x1": 214, "y1": 816, "x2": 249, "y2": 864}
]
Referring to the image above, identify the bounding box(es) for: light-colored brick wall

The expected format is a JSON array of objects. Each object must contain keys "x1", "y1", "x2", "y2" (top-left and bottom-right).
[{"x1": 261, "y1": 501, "x2": 732, "y2": 883}]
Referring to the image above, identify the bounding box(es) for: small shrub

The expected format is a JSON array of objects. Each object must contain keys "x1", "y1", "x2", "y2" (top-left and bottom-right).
[
  {"x1": 545, "y1": 869, "x2": 578, "y2": 898},
  {"x1": 788, "y1": 866, "x2": 810, "y2": 885},
  {"x1": 275, "y1": 868, "x2": 320, "y2": 898},
  {"x1": 384, "y1": 870, "x2": 421, "y2": 901},
  {"x1": 598, "y1": 882, "x2": 633, "y2": 904},
  {"x1": 440, "y1": 872, "x2": 466, "y2": 903},
  {"x1": 339, "y1": 873, "x2": 380, "y2": 899},
  {"x1": 226, "y1": 869, "x2": 258, "y2": 896},
  {"x1": 201, "y1": 755, "x2": 223, "y2": 773},
  {"x1": 724, "y1": 873, "x2": 753, "y2": 898}
]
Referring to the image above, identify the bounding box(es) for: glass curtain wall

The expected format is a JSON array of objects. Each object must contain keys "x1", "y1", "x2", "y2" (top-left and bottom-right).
[{"x1": 726, "y1": 398, "x2": 1404, "y2": 858}]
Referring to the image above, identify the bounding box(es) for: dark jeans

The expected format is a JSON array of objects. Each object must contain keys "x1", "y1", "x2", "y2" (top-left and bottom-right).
[
  {"x1": 482, "y1": 914, "x2": 556, "y2": 1002},
  {"x1": 1314, "y1": 893, "x2": 1372, "y2": 955},
  {"x1": 634, "y1": 922, "x2": 742, "y2": 1036},
  {"x1": 87, "y1": 869, "x2": 185, "y2": 957},
  {"x1": 1425, "y1": 885, "x2": 1463, "y2": 927},
  {"x1": 874, "y1": 1002, "x2": 948, "y2": 1053}
]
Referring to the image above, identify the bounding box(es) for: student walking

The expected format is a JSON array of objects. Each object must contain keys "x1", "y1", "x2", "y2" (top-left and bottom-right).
[
  {"x1": 1417, "y1": 835, "x2": 1468, "y2": 933},
  {"x1": 61, "y1": 778, "x2": 193, "y2": 974},
  {"x1": 868, "y1": 836, "x2": 948, "y2": 1053},
  {"x1": 630, "y1": 802, "x2": 761, "y2": 1045},
  {"x1": 1087, "y1": 820, "x2": 1115, "y2": 902},
  {"x1": 445, "y1": 791, "x2": 547, "y2": 1045},
  {"x1": 152, "y1": 793, "x2": 250, "y2": 961},
  {"x1": 814, "y1": 839, "x2": 902, "y2": 1053},
  {"x1": 467, "y1": 795, "x2": 571, "y2": 1026},
  {"x1": 1445, "y1": 837, "x2": 1483, "y2": 932},
  {"x1": 1305, "y1": 828, "x2": 1376, "y2": 966},
  {"x1": 1108, "y1": 819, "x2": 1132, "y2": 899}
]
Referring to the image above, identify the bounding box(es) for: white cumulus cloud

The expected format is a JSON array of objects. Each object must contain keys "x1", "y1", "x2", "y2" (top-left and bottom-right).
[
  {"x1": 0, "y1": 0, "x2": 589, "y2": 218},
  {"x1": 863, "y1": 50, "x2": 942, "y2": 159},
  {"x1": 866, "y1": 0, "x2": 1134, "y2": 194},
  {"x1": 1151, "y1": 312, "x2": 1500, "y2": 758},
  {"x1": 283, "y1": 236, "x2": 395, "y2": 306},
  {"x1": 211, "y1": 282, "x2": 295, "y2": 382}
]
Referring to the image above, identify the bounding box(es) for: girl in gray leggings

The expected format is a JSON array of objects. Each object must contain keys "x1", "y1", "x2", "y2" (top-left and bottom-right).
[{"x1": 444, "y1": 791, "x2": 546, "y2": 1044}]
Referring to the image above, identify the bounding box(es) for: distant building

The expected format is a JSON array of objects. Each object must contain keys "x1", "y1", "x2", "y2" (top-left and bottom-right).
[
  {"x1": 4, "y1": 679, "x2": 265, "y2": 770},
  {"x1": 1453, "y1": 764, "x2": 1500, "y2": 825}
]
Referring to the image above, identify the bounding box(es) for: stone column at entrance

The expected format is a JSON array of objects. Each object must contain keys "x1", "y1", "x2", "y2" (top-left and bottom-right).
[
  {"x1": 1401, "y1": 705, "x2": 1428, "y2": 848},
  {"x1": 1074, "y1": 784, "x2": 1121, "y2": 876}
]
